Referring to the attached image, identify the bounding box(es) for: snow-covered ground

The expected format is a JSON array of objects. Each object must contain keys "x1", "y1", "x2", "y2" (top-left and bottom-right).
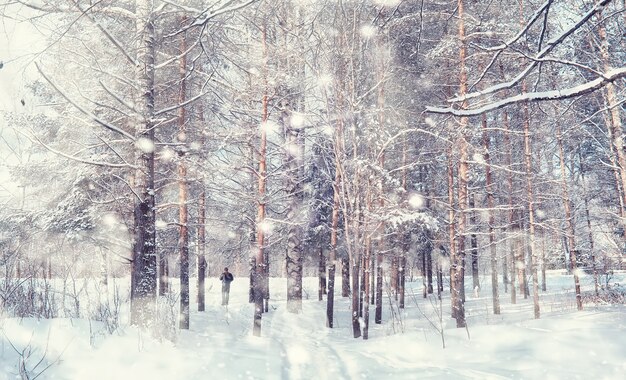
[{"x1": 1, "y1": 271, "x2": 625, "y2": 379}]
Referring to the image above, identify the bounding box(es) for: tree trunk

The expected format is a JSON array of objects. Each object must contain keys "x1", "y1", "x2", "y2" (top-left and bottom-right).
[
  {"x1": 319, "y1": 247, "x2": 326, "y2": 301},
  {"x1": 452, "y1": 0, "x2": 468, "y2": 328},
  {"x1": 370, "y1": 252, "x2": 376, "y2": 305},
  {"x1": 556, "y1": 122, "x2": 582, "y2": 310},
  {"x1": 599, "y1": 20, "x2": 626, "y2": 232},
  {"x1": 326, "y1": 165, "x2": 340, "y2": 327},
  {"x1": 342, "y1": 256, "x2": 351, "y2": 298},
  {"x1": 501, "y1": 98, "x2": 511, "y2": 296},
  {"x1": 426, "y1": 244, "x2": 433, "y2": 294},
  {"x1": 580, "y1": 154, "x2": 599, "y2": 296},
  {"x1": 422, "y1": 242, "x2": 428, "y2": 298},
  {"x1": 352, "y1": 255, "x2": 361, "y2": 338},
  {"x1": 249, "y1": 257, "x2": 255, "y2": 303},
  {"x1": 399, "y1": 253, "x2": 406, "y2": 308},
  {"x1": 264, "y1": 237, "x2": 270, "y2": 313},
  {"x1": 503, "y1": 69, "x2": 516, "y2": 306},
  {"x1": 391, "y1": 255, "x2": 399, "y2": 300},
  {"x1": 130, "y1": 0, "x2": 157, "y2": 330},
  {"x1": 522, "y1": 84, "x2": 540, "y2": 319},
  {"x1": 375, "y1": 248, "x2": 383, "y2": 324},
  {"x1": 374, "y1": 15, "x2": 387, "y2": 324},
  {"x1": 284, "y1": 107, "x2": 304, "y2": 314},
  {"x1": 363, "y1": 235, "x2": 371, "y2": 339},
  {"x1": 196, "y1": 103, "x2": 207, "y2": 311},
  {"x1": 253, "y1": 24, "x2": 269, "y2": 337},
  {"x1": 177, "y1": 24, "x2": 190, "y2": 330},
  {"x1": 469, "y1": 194, "x2": 479, "y2": 295},
  {"x1": 541, "y1": 228, "x2": 546, "y2": 292},
  {"x1": 197, "y1": 190, "x2": 206, "y2": 311},
  {"x1": 447, "y1": 148, "x2": 458, "y2": 318},
  {"x1": 399, "y1": 139, "x2": 408, "y2": 308},
  {"x1": 482, "y1": 114, "x2": 500, "y2": 314},
  {"x1": 159, "y1": 254, "x2": 168, "y2": 296}
]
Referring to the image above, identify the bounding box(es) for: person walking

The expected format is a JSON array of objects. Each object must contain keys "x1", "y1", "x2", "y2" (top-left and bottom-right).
[{"x1": 219, "y1": 267, "x2": 234, "y2": 305}]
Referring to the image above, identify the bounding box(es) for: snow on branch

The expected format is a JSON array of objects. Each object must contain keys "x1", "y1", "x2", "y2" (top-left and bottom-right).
[
  {"x1": 163, "y1": 0, "x2": 259, "y2": 38},
  {"x1": 469, "y1": 0, "x2": 554, "y2": 89},
  {"x1": 475, "y1": 0, "x2": 553, "y2": 53},
  {"x1": 450, "y1": 0, "x2": 613, "y2": 104},
  {"x1": 426, "y1": 67, "x2": 626, "y2": 116}
]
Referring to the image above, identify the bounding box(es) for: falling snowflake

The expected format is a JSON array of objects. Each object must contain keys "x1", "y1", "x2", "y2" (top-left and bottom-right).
[
  {"x1": 360, "y1": 25, "x2": 376, "y2": 39},
  {"x1": 285, "y1": 143, "x2": 301, "y2": 157},
  {"x1": 472, "y1": 152, "x2": 485, "y2": 165},
  {"x1": 260, "y1": 120, "x2": 280, "y2": 133},
  {"x1": 135, "y1": 137, "x2": 155, "y2": 153},
  {"x1": 317, "y1": 74, "x2": 333, "y2": 87},
  {"x1": 159, "y1": 147, "x2": 175, "y2": 162},
  {"x1": 322, "y1": 125, "x2": 334, "y2": 136},
  {"x1": 102, "y1": 213, "x2": 118, "y2": 227},
  {"x1": 408, "y1": 193, "x2": 425, "y2": 209},
  {"x1": 190, "y1": 141, "x2": 201, "y2": 150},
  {"x1": 258, "y1": 220, "x2": 274, "y2": 234},
  {"x1": 290, "y1": 113, "x2": 305, "y2": 128}
]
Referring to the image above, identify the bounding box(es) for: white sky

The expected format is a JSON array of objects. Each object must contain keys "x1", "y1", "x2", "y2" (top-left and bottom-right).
[
  {"x1": 0, "y1": 6, "x2": 49, "y2": 203},
  {"x1": 0, "y1": 5, "x2": 48, "y2": 113}
]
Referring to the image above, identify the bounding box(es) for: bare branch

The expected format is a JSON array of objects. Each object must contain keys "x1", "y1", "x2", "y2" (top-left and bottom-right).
[
  {"x1": 453, "y1": 0, "x2": 613, "y2": 103},
  {"x1": 35, "y1": 62, "x2": 136, "y2": 141},
  {"x1": 14, "y1": 129, "x2": 136, "y2": 169},
  {"x1": 69, "y1": 0, "x2": 138, "y2": 66},
  {"x1": 154, "y1": 77, "x2": 211, "y2": 116}
]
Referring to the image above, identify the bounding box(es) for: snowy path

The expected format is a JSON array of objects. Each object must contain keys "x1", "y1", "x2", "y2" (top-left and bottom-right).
[
  {"x1": 1, "y1": 272, "x2": 625, "y2": 379},
  {"x1": 263, "y1": 300, "x2": 355, "y2": 380}
]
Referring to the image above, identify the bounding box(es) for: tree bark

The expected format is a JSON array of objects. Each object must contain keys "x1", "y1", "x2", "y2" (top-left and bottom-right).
[
  {"x1": 541, "y1": 228, "x2": 547, "y2": 292},
  {"x1": 351, "y1": 255, "x2": 361, "y2": 338},
  {"x1": 130, "y1": 0, "x2": 157, "y2": 330},
  {"x1": 454, "y1": 0, "x2": 468, "y2": 328},
  {"x1": 501, "y1": 97, "x2": 511, "y2": 295},
  {"x1": 253, "y1": 24, "x2": 269, "y2": 337},
  {"x1": 482, "y1": 114, "x2": 500, "y2": 314},
  {"x1": 177, "y1": 23, "x2": 190, "y2": 330},
  {"x1": 375, "y1": 246, "x2": 383, "y2": 324},
  {"x1": 469, "y1": 194, "x2": 479, "y2": 295},
  {"x1": 342, "y1": 256, "x2": 351, "y2": 298},
  {"x1": 599, "y1": 20, "x2": 626, "y2": 227},
  {"x1": 319, "y1": 247, "x2": 326, "y2": 301},
  {"x1": 363, "y1": 233, "x2": 371, "y2": 339},
  {"x1": 197, "y1": 190, "x2": 206, "y2": 311},
  {"x1": 326, "y1": 161, "x2": 340, "y2": 327},
  {"x1": 522, "y1": 82, "x2": 540, "y2": 319},
  {"x1": 556, "y1": 122, "x2": 582, "y2": 310},
  {"x1": 284, "y1": 107, "x2": 304, "y2": 314},
  {"x1": 580, "y1": 154, "x2": 599, "y2": 296},
  {"x1": 447, "y1": 148, "x2": 458, "y2": 318}
]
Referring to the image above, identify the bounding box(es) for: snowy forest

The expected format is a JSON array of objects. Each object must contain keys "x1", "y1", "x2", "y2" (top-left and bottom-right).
[{"x1": 1, "y1": 0, "x2": 626, "y2": 379}]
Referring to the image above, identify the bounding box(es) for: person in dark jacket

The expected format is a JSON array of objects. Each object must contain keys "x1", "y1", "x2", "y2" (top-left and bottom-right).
[{"x1": 219, "y1": 267, "x2": 234, "y2": 305}]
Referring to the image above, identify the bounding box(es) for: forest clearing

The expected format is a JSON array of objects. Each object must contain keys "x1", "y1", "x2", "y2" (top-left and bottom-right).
[
  {"x1": 1, "y1": 273, "x2": 625, "y2": 379},
  {"x1": 2, "y1": 0, "x2": 626, "y2": 378}
]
